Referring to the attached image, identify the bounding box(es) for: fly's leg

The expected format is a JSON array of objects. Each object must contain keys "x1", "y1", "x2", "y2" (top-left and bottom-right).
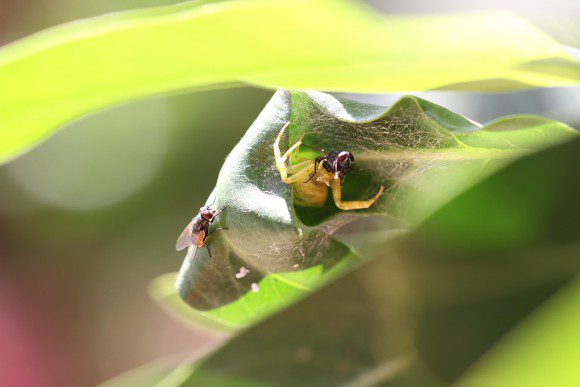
[
  {"x1": 304, "y1": 160, "x2": 323, "y2": 183},
  {"x1": 204, "y1": 227, "x2": 228, "y2": 259},
  {"x1": 214, "y1": 207, "x2": 227, "y2": 217},
  {"x1": 331, "y1": 180, "x2": 384, "y2": 210},
  {"x1": 207, "y1": 227, "x2": 227, "y2": 237}
]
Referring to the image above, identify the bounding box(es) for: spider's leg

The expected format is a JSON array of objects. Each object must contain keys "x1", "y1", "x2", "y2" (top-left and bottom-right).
[
  {"x1": 274, "y1": 122, "x2": 294, "y2": 164},
  {"x1": 283, "y1": 164, "x2": 315, "y2": 184},
  {"x1": 274, "y1": 122, "x2": 297, "y2": 181},
  {"x1": 286, "y1": 160, "x2": 312, "y2": 174},
  {"x1": 331, "y1": 180, "x2": 384, "y2": 210},
  {"x1": 273, "y1": 122, "x2": 290, "y2": 168},
  {"x1": 274, "y1": 122, "x2": 308, "y2": 183},
  {"x1": 281, "y1": 141, "x2": 302, "y2": 165}
]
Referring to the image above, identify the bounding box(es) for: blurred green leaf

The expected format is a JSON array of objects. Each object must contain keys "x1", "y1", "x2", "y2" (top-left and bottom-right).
[
  {"x1": 458, "y1": 277, "x2": 580, "y2": 387},
  {"x1": 167, "y1": 137, "x2": 580, "y2": 387},
  {"x1": 150, "y1": 273, "x2": 240, "y2": 332},
  {"x1": 1, "y1": 0, "x2": 578, "y2": 164},
  {"x1": 176, "y1": 90, "x2": 576, "y2": 329},
  {"x1": 154, "y1": 258, "x2": 356, "y2": 329},
  {"x1": 97, "y1": 356, "x2": 183, "y2": 387}
]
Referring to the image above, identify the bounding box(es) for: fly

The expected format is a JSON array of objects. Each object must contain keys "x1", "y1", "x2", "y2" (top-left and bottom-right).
[{"x1": 176, "y1": 205, "x2": 226, "y2": 261}]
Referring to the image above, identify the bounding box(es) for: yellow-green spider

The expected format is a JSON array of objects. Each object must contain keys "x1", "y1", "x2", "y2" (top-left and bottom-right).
[{"x1": 274, "y1": 122, "x2": 384, "y2": 210}]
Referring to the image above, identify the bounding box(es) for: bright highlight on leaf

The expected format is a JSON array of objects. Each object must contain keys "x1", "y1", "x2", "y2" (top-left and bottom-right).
[{"x1": 0, "y1": 0, "x2": 578, "y2": 165}]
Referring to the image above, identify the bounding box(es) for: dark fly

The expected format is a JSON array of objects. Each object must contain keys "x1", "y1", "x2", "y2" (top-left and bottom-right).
[
  {"x1": 305, "y1": 149, "x2": 355, "y2": 183},
  {"x1": 176, "y1": 205, "x2": 226, "y2": 261}
]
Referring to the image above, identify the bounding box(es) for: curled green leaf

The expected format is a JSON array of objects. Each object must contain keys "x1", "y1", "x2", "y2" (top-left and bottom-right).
[
  {"x1": 175, "y1": 90, "x2": 577, "y2": 327},
  {"x1": 171, "y1": 138, "x2": 580, "y2": 387}
]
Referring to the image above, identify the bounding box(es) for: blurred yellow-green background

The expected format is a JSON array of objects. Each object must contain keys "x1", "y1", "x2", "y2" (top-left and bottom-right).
[
  {"x1": 1, "y1": 0, "x2": 579, "y2": 386},
  {"x1": 0, "y1": 3, "x2": 272, "y2": 383}
]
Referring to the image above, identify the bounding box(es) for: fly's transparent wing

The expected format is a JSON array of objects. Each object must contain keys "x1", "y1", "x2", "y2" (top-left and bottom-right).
[
  {"x1": 176, "y1": 223, "x2": 194, "y2": 251},
  {"x1": 176, "y1": 215, "x2": 203, "y2": 251},
  {"x1": 185, "y1": 230, "x2": 206, "y2": 262}
]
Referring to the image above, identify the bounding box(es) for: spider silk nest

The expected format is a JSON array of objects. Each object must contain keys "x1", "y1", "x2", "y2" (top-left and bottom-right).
[
  {"x1": 251, "y1": 103, "x2": 459, "y2": 271},
  {"x1": 179, "y1": 98, "x2": 472, "y2": 308},
  {"x1": 288, "y1": 102, "x2": 454, "y2": 217},
  {"x1": 219, "y1": 99, "x2": 457, "y2": 275}
]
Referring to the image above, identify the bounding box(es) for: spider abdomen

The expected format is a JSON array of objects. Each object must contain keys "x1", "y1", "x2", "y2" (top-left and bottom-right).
[
  {"x1": 291, "y1": 164, "x2": 334, "y2": 208},
  {"x1": 292, "y1": 178, "x2": 328, "y2": 207}
]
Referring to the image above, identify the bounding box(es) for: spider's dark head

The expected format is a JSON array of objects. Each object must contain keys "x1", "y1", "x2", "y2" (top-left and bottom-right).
[
  {"x1": 199, "y1": 206, "x2": 217, "y2": 221},
  {"x1": 322, "y1": 150, "x2": 355, "y2": 180}
]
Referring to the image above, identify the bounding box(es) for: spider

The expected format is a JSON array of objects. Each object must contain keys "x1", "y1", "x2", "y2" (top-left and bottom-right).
[{"x1": 273, "y1": 121, "x2": 384, "y2": 210}]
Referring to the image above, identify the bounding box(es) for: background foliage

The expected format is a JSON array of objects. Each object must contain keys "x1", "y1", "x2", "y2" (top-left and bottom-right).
[
  {"x1": 0, "y1": 0, "x2": 578, "y2": 386},
  {"x1": 1, "y1": 0, "x2": 579, "y2": 165},
  {"x1": 170, "y1": 137, "x2": 580, "y2": 386}
]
